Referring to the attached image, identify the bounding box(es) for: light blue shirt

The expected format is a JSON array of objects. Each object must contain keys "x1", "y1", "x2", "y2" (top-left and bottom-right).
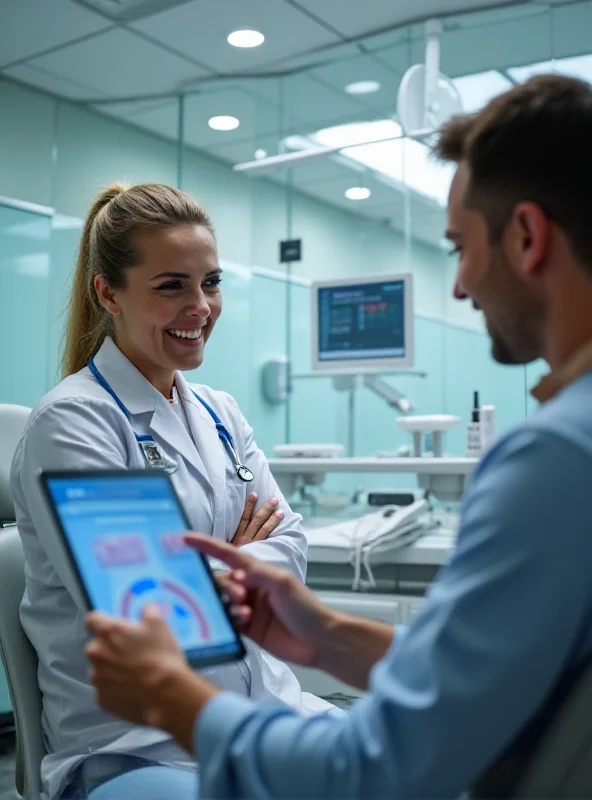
[{"x1": 196, "y1": 369, "x2": 592, "y2": 799}]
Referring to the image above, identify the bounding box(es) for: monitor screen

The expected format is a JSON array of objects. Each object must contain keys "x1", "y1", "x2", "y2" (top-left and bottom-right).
[
  {"x1": 41, "y1": 471, "x2": 244, "y2": 668},
  {"x1": 313, "y1": 275, "x2": 413, "y2": 370}
]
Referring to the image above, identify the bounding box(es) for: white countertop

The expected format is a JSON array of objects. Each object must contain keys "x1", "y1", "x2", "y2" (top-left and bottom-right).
[{"x1": 269, "y1": 456, "x2": 477, "y2": 476}]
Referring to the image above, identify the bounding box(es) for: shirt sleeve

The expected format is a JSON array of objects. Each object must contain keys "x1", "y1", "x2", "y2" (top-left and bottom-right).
[
  {"x1": 195, "y1": 427, "x2": 592, "y2": 799},
  {"x1": 230, "y1": 401, "x2": 307, "y2": 582}
]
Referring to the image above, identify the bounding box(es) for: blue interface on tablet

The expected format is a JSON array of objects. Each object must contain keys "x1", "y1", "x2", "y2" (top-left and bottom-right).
[{"x1": 45, "y1": 474, "x2": 241, "y2": 663}]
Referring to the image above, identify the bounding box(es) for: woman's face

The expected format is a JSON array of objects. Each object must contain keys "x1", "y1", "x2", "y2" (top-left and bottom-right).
[{"x1": 95, "y1": 224, "x2": 222, "y2": 390}]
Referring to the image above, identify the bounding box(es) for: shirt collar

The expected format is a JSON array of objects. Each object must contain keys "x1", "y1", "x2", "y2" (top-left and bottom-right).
[{"x1": 531, "y1": 338, "x2": 592, "y2": 403}]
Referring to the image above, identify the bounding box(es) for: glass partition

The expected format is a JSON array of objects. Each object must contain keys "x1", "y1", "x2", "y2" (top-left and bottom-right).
[{"x1": 0, "y1": 200, "x2": 52, "y2": 407}]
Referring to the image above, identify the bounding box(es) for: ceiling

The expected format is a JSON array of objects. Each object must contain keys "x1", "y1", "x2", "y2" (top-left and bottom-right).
[{"x1": 2, "y1": 0, "x2": 591, "y2": 247}]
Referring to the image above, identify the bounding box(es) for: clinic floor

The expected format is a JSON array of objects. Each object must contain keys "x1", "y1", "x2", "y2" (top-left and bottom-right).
[{"x1": 0, "y1": 695, "x2": 355, "y2": 799}]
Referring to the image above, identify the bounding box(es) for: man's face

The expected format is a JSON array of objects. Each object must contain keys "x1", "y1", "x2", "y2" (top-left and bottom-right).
[{"x1": 446, "y1": 162, "x2": 545, "y2": 365}]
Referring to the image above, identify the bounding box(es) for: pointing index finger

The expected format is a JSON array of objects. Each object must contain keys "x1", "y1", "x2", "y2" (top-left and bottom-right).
[{"x1": 184, "y1": 533, "x2": 253, "y2": 571}]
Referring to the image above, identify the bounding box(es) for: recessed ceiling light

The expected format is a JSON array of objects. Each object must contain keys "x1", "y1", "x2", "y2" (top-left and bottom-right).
[
  {"x1": 208, "y1": 115, "x2": 240, "y2": 131},
  {"x1": 228, "y1": 30, "x2": 265, "y2": 48},
  {"x1": 345, "y1": 80, "x2": 381, "y2": 95},
  {"x1": 345, "y1": 187, "x2": 371, "y2": 200},
  {"x1": 254, "y1": 148, "x2": 267, "y2": 160}
]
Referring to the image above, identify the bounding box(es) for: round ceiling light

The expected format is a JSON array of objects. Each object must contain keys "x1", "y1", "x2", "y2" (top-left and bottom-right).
[
  {"x1": 254, "y1": 149, "x2": 268, "y2": 160},
  {"x1": 228, "y1": 30, "x2": 265, "y2": 48},
  {"x1": 345, "y1": 187, "x2": 371, "y2": 200},
  {"x1": 208, "y1": 115, "x2": 240, "y2": 131},
  {"x1": 345, "y1": 80, "x2": 381, "y2": 95}
]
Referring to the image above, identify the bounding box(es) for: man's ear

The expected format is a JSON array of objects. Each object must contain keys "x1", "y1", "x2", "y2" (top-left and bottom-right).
[{"x1": 509, "y1": 202, "x2": 550, "y2": 279}]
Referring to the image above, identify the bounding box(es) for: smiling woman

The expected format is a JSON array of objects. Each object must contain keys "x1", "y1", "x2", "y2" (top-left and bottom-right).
[
  {"x1": 93, "y1": 222, "x2": 222, "y2": 395},
  {"x1": 62, "y1": 184, "x2": 221, "y2": 393},
  {"x1": 10, "y1": 183, "x2": 333, "y2": 800}
]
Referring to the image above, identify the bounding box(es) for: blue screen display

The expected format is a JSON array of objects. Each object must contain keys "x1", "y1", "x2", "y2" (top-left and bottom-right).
[
  {"x1": 318, "y1": 279, "x2": 405, "y2": 362},
  {"x1": 46, "y1": 474, "x2": 241, "y2": 663}
]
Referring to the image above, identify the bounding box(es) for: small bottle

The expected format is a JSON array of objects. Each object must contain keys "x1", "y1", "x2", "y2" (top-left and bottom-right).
[
  {"x1": 480, "y1": 405, "x2": 496, "y2": 451},
  {"x1": 466, "y1": 391, "x2": 483, "y2": 457}
]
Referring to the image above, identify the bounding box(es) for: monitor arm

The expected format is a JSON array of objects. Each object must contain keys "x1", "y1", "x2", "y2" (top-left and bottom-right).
[{"x1": 363, "y1": 374, "x2": 415, "y2": 414}]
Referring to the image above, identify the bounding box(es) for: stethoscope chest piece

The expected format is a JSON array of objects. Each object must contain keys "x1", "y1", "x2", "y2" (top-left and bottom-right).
[{"x1": 236, "y1": 464, "x2": 254, "y2": 483}]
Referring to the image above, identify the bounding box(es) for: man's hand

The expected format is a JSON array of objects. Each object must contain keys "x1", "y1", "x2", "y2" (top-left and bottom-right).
[
  {"x1": 86, "y1": 605, "x2": 219, "y2": 746},
  {"x1": 186, "y1": 534, "x2": 335, "y2": 668},
  {"x1": 231, "y1": 492, "x2": 284, "y2": 547}
]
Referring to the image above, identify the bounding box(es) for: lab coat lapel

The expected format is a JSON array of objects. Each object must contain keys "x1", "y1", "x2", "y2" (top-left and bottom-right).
[
  {"x1": 93, "y1": 338, "x2": 211, "y2": 483},
  {"x1": 175, "y1": 373, "x2": 227, "y2": 533},
  {"x1": 147, "y1": 396, "x2": 210, "y2": 483}
]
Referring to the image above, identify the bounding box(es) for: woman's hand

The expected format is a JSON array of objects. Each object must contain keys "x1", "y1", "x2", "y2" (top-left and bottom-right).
[
  {"x1": 231, "y1": 492, "x2": 284, "y2": 547},
  {"x1": 186, "y1": 534, "x2": 336, "y2": 668}
]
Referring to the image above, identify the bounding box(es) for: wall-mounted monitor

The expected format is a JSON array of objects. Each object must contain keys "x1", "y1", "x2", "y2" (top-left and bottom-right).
[{"x1": 312, "y1": 273, "x2": 414, "y2": 372}]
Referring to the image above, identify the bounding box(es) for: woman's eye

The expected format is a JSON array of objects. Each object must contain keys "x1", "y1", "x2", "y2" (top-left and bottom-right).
[
  {"x1": 204, "y1": 277, "x2": 222, "y2": 289},
  {"x1": 157, "y1": 281, "x2": 183, "y2": 291}
]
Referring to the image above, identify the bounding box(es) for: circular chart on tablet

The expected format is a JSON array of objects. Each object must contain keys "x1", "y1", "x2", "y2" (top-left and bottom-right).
[{"x1": 120, "y1": 577, "x2": 210, "y2": 641}]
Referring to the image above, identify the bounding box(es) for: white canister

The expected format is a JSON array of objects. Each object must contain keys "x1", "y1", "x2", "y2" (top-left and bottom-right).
[{"x1": 480, "y1": 405, "x2": 496, "y2": 451}]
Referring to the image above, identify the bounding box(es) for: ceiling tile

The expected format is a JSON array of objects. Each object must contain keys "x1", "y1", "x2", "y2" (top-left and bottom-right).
[
  {"x1": 0, "y1": 0, "x2": 109, "y2": 69},
  {"x1": 372, "y1": 38, "x2": 424, "y2": 76},
  {"x1": 130, "y1": 0, "x2": 340, "y2": 73},
  {"x1": 94, "y1": 97, "x2": 179, "y2": 122},
  {"x1": 299, "y1": 171, "x2": 402, "y2": 208},
  {"x1": 292, "y1": 0, "x2": 426, "y2": 39},
  {"x1": 96, "y1": 98, "x2": 180, "y2": 140},
  {"x1": 194, "y1": 133, "x2": 286, "y2": 168},
  {"x1": 280, "y1": 74, "x2": 369, "y2": 128},
  {"x1": 97, "y1": 87, "x2": 285, "y2": 149},
  {"x1": 236, "y1": 75, "x2": 376, "y2": 135},
  {"x1": 4, "y1": 62, "x2": 110, "y2": 100},
  {"x1": 292, "y1": 0, "x2": 528, "y2": 40},
  {"x1": 27, "y1": 28, "x2": 208, "y2": 99},
  {"x1": 440, "y1": 8, "x2": 552, "y2": 77},
  {"x1": 229, "y1": 77, "x2": 283, "y2": 108},
  {"x1": 273, "y1": 41, "x2": 362, "y2": 75},
  {"x1": 308, "y1": 54, "x2": 404, "y2": 112},
  {"x1": 290, "y1": 158, "x2": 363, "y2": 187},
  {"x1": 356, "y1": 27, "x2": 411, "y2": 53},
  {"x1": 182, "y1": 88, "x2": 284, "y2": 149}
]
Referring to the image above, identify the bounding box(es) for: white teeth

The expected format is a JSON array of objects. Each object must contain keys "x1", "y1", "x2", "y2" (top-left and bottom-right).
[{"x1": 168, "y1": 329, "x2": 202, "y2": 340}]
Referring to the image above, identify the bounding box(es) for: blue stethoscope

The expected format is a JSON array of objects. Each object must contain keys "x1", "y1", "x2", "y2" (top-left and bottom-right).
[{"x1": 88, "y1": 359, "x2": 254, "y2": 482}]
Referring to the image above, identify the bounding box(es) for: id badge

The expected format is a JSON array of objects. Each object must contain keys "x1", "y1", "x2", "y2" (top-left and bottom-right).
[{"x1": 139, "y1": 439, "x2": 177, "y2": 472}]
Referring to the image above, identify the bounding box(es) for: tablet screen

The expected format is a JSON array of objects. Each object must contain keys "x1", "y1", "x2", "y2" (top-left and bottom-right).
[{"x1": 42, "y1": 471, "x2": 244, "y2": 668}]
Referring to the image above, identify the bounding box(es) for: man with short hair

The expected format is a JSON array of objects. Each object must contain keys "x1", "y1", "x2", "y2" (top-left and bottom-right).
[{"x1": 87, "y1": 74, "x2": 592, "y2": 799}]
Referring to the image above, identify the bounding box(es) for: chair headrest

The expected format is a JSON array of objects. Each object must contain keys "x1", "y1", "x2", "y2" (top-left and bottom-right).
[{"x1": 0, "y1": 405, "x2": 31, "y2": 521}]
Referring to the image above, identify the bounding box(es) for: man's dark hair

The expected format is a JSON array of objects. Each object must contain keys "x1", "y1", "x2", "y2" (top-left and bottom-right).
[{"x1": 434, "y1": 74, "x2": 592, "y2": 273}]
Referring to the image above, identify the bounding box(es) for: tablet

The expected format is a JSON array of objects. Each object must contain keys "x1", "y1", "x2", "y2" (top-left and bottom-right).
[{"x1": 40, "y1": 469, "x2": 245, "y2": 669}]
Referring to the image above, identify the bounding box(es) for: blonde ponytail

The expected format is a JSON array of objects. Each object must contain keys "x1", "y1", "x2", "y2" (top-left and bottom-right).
[
  {"x1": 62, "y1": 185, "x2": 126, "y2": 377},
  {"x1": 61, "y1": 183, "x2": 213, "y2": 378}
]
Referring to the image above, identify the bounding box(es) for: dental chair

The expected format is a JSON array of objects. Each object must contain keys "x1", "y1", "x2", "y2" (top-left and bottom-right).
[{"x1": 0, "y1": 404, "x2": 45, "y2": 800}]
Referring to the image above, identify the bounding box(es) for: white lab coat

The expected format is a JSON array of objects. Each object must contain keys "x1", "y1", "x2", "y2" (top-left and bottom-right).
[{"x1": 10, "y1": 337, "x2": 331, "y2": 799}]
